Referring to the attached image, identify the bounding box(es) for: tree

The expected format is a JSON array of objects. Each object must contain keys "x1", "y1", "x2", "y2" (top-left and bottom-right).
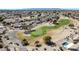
[
  {"x1": 43, "y1": 36, "x2": 56, "y2": 46},
  {"x1": 56, "y1": 16, "x2": 60, "y2": 20},
  {"x1": 43, "y1": 36, "x2": 52, "y2": 43},
  {"x1": 44, "y1": 48, "x2": 47, "y2": 51},
  {"x1": 53, "y1": 16, "x2": 59, "y2": 24},
  {"x1": 0, "y1": 44, "x2": 3, "y2": 48},
  {"x1": 35, "y1": 41, "x2": 42, "y2": 47},
  {"x1": 36, "y1": 44, "x2": 41, "y2": 47},
  {"x1": 68, "y1": 13, "x2": 71, "y2": 17},
  {"x1": 53, "y1": 20, "x2": 58, "y2": 24},
  {"x1": 69, "y1": 23, "x2": 74, "y2": 28},
  {"x1": 73, "y1": 39, "x2": 79, "y2": 44},
  {"x1": 22, "y1": 39, "x2": 29, "y2": 46},
  {"x1": 0, "y1": 16, "x2": 5, "y2": 22}
]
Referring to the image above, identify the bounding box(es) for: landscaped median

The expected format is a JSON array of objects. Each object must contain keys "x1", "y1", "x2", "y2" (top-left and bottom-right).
[{"x1": 30, "y1": 19, "x2": 70, "y2": 37}]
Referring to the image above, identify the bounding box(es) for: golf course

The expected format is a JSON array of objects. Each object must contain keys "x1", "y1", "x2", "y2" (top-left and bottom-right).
[{"x1": 30, "y1": 19, "x2": 70, "y2": 37}]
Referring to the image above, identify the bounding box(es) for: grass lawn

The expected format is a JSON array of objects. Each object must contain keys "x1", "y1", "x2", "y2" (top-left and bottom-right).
[{"x1": 31, "y1": 19, "x2": 70, "y2": 37}]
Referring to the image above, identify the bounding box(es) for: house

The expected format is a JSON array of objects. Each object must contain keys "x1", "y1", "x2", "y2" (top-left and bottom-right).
[
  {"x1": 13, "y1": 23, "x2": 21, "y2": 28},
  {"x1": 3, "y1": 19, "x2": 15, "y2": 24},
  {"x1": 0, "y1": 26, "x2": 6, "y2": 34},
  {"x1": 62, "y1": 42, "x2": 74, "y2": 49}
]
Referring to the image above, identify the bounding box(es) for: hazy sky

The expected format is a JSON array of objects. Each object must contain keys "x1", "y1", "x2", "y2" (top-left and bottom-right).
[{"x1": 0, "y1": 0, "x2": 78, "y2": 9}]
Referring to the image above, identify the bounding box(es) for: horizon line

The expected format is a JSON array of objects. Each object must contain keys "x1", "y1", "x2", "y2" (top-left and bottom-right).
[{"x1": 0, "y1": 8, "x2": 79, "y2": 10}]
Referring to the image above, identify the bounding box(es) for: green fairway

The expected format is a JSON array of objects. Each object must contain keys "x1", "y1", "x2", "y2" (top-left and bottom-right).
[
  {"x1": 31, "y1": 26, "x2": 49, "y2": 37},
  {"x1": 31, "y1": 19, "x2": 70, "y2": 37},
  {"x1": 52, "y1": 19, "x2": 70, "y2": 29}
]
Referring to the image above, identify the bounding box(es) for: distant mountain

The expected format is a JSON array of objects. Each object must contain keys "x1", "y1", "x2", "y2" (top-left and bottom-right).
[
  {"x1": 0, "y1": 8, "x2": 79, "y2": 10},
  {"x1": 0, "y1": 8, "x2": 62, "y2": 10},
  {"x1": 23, "y1": 8, "x2": 62, "y2": 10}
]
